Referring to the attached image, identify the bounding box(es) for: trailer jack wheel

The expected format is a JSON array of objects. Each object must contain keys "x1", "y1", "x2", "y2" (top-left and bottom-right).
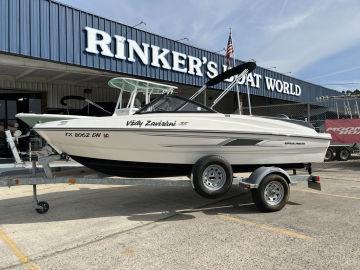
[
  {"x1": 35, "y1": 201, "x2": 49, "y2": 214},
  {"x1": 32, "y1": 185, "x2": 50, "y2": 214}
]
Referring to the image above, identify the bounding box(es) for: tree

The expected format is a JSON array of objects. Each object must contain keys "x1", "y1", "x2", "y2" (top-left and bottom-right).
[{"x1": 342, "y1": 89, "x2": 360, "y2": 96}]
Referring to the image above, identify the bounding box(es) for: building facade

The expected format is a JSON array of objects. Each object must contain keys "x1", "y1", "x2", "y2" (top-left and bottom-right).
[{"x1": 0, "y1": 0, "x2": 340, "y2": 156}]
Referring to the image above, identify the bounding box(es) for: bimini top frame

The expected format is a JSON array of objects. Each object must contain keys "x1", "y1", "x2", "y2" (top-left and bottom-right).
[
  {"x1": 108, "y1": 77, "x2": 178, "y2": 116},
  {"x1": 107, "y1": 61, "x2": 256, "y2": 116},
  {"x1": 189, "y1": 61, "x2": 257, "y2": 110}
]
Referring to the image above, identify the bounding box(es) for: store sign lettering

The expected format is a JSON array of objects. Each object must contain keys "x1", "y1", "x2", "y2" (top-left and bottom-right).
[{"x1": 85, "y1": 27, "x2": 301, "y2": 97}]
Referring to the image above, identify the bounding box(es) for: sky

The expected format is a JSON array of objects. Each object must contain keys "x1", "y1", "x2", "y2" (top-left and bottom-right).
[{"x1": 58, "y1": 0, "x2": 360, "y2": 92}]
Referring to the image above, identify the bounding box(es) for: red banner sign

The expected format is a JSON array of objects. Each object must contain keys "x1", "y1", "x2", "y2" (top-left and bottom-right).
[{"x1": 325, "y1": 119, "x2": 360, "y2": 143}]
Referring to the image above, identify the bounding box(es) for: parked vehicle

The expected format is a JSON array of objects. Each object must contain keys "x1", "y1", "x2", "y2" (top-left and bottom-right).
[{"x1": 324, "y1": 119, "x2": 360, "y2": 161}]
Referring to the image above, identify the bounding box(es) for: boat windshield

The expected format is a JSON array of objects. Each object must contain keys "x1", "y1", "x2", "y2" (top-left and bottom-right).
[{"x1": 135, "y1": 95, "x2": 216, "y2": 114}]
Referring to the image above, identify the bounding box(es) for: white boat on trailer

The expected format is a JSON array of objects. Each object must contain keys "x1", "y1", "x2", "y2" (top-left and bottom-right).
[
  {"x1": 35, "y1": 107, "x2": 330, "y2": 176},
  {"x1": 29, "y1": 61, "x2": 330, "y2": 211}
]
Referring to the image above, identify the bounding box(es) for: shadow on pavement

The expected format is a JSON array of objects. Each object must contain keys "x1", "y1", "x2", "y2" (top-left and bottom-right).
[
  {"x1": 313, "y1": 159, "x2": 360, "y2": 172},
  {"x1": 0, "y1": 183, "x2": 306, "y2": 225},
  {"x1": 0, "y1": 185, "x2": 266, "y2": 225}
]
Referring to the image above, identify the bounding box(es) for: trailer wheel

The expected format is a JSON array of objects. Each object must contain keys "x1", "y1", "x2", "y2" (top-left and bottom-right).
[
  {"x1": 192, "y1": 155, "x2": 233, "y2": 199},
  {"x1": 337, "y1": 147, "x2": 351, "y2": 161},
  {"x1": 324, "y1": 148, "x2": 334, "y2": 161},
  {"x1": 251, "y1": 174, "x2": 289, "y2": 212},
  {"x1": 35, "y1": 201, "x2": 49, "y2": 214}
]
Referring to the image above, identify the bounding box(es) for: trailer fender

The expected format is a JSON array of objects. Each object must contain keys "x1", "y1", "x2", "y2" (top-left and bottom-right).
[{"x1": 240, "y1": 166, "x2": 292, "y2": 189}]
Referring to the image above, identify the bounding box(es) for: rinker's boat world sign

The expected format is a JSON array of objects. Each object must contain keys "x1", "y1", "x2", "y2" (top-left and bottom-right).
[{"x1": 85, "y1": 27, "x2": 301, "y2": 97}]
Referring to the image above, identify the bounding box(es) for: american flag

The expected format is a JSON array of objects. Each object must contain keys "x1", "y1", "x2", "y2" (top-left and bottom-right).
[{"x1": 225, "y1": 30, "x2": 234, "y2": 67}]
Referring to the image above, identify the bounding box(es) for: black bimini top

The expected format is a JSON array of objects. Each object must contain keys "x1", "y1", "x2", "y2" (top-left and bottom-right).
[{"x1": 135, "y1": 95, "x2": 216, "y2": 114}]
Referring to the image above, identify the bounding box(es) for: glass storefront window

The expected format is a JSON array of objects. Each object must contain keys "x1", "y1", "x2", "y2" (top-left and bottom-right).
[
  {"x1": 0, "y1": 100, "x2": 5, "y2": 119},
  {"x1": 7, "y1": 100, "x2": 17, "y2": 119},
  {"x1": 29, "y1": 98, "x2": 41, "y2": 113}
]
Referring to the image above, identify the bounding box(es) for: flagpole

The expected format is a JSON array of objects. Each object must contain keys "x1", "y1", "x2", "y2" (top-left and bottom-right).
[{"x1": 230, "y1": 28, "x2": 242, "y2": 115}]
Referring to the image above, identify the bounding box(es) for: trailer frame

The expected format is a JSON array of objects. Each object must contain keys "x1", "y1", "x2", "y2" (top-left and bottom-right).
[{"x1": 0, "y1": 160, "x2": 320, "y2": 214}]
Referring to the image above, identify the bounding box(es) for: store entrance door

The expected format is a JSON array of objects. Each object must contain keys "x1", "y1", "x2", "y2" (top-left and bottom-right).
[{"x1": 0, "y1": 92, "x2": 42, "y2": 158}]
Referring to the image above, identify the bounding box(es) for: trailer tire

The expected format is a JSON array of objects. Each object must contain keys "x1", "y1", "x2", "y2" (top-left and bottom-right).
[
  {"x1": 337, "y1": 147, "x2": 351, "y2": 161},
  {"x1": 192, "y1": 155, "x2": 233, "y2": 199},
  {"x1": 251, "y1": 174, "x2": 289, "y2": 212},
  {"x1": 324, "y1": 148, "x2": 334, "y2": 161}
]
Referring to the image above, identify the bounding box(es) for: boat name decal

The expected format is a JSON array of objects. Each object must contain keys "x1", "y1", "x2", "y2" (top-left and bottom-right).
[{"x1": 126, "y1": 120, "x2": 177, "y2": 128}]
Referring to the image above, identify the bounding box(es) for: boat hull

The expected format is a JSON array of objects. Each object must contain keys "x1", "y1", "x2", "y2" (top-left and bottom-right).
[
  {"x1": 70, "y1": 155, "x2": 307, "y2": 177},
  {"x1": 34, "y1": 113, "x2": 331, "y2": 177},
  {"x1": 16, "y1": 113, "x2": 89, "y2": 128}
]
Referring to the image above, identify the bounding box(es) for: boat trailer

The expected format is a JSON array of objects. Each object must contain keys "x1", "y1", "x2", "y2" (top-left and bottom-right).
[{"x1": 1, "y1": 129, "x2": 321, "y2": 214}]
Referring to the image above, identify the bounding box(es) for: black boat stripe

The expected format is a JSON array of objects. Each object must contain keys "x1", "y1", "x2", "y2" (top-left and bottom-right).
[
  {"x1": 162, "y1": 139, "x2": 265, "y2": 148},
  {"x1": 223, "y1": 139, "x2": 263, "y2": 146}
]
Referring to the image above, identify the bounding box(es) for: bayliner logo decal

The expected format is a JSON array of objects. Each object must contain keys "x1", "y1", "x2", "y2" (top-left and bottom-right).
[
  {"x1": 326, "y1": 127, "x2": 360, "y2": 135},
  {"x1": 126, "y1": 120, "x2": 177, "y2": 127}
]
